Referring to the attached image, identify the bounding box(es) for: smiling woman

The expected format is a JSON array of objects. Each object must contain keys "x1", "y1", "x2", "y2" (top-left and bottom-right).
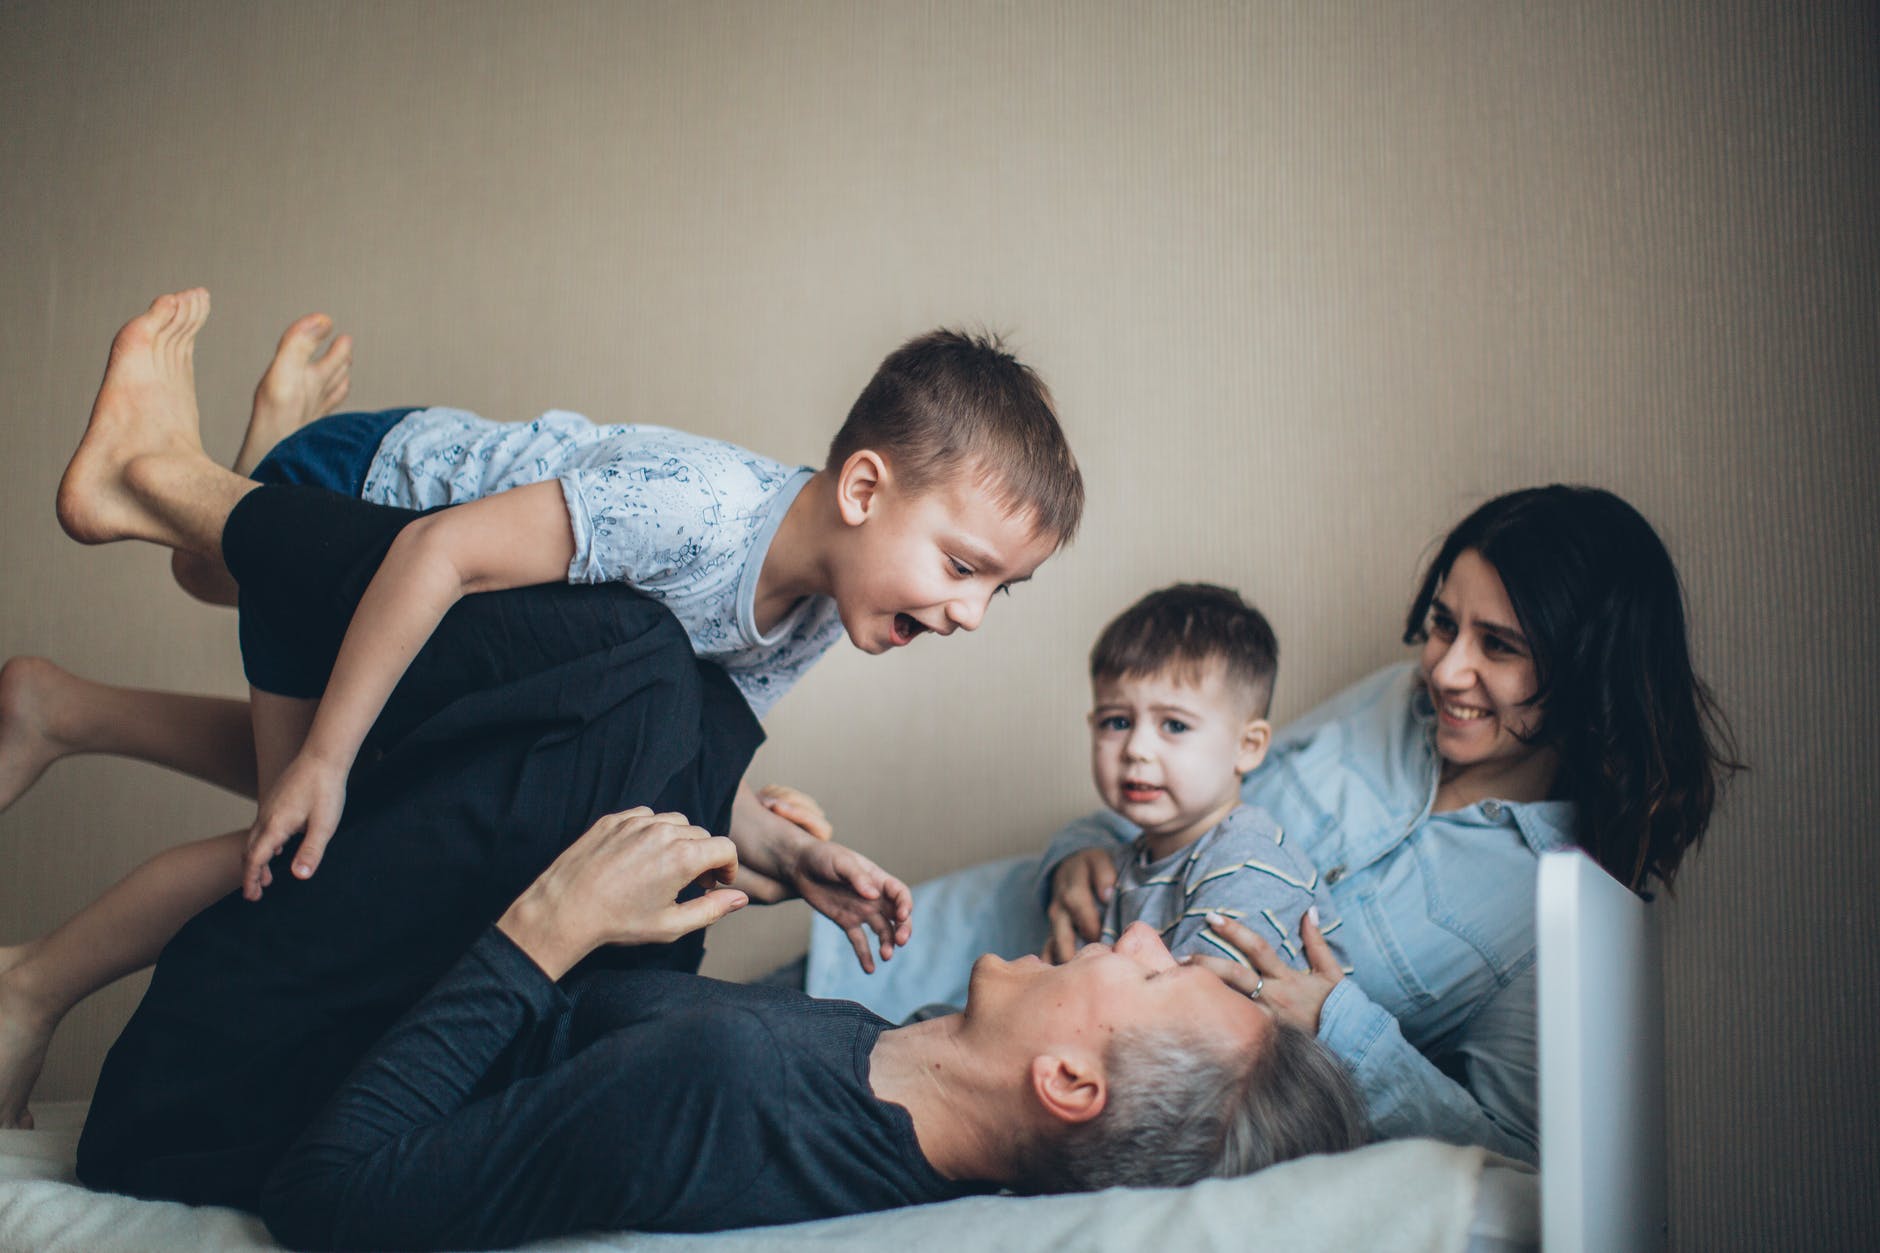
[
  {"x1": 1417, "y1": 549, "x2": 1554, "y2": 800},
  {"x1": 1401, "y1": 487, "x2": 1740, "y2": 892}
]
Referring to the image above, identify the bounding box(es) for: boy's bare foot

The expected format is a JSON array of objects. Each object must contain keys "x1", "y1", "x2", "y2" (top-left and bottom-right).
[
  {"x1": 232, "y1": 313, "x2": 354, "y2": 475},
  {"x1": 0, "y1": 658, "x2": 73, "y2": 814},
  {"x1": 56, "y1": 289, "x2": 213, "y2": 546},
  {"x1": 0, "y1": 944, "x2": 55, "y2": 1130}
]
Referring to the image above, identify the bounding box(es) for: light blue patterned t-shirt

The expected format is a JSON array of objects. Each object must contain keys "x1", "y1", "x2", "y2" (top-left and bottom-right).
[{"x1": 360, "y1": 407, "x2": 845, "y2": 718}]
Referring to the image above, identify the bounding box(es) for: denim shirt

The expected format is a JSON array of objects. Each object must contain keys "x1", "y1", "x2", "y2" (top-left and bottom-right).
[{"x1": 807, "y1": 662, "x2": 1571, "y2": 1164}]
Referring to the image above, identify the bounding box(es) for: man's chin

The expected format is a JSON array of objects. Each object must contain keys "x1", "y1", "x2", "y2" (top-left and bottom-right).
[{"x1": 962, "y1": 952, "x2": 1008, "y2": 1009}]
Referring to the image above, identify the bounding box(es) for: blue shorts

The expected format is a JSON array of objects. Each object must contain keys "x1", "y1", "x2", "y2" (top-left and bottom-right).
[{"x1": 249, "y1": 407, "x2": 420, "y2": 496}]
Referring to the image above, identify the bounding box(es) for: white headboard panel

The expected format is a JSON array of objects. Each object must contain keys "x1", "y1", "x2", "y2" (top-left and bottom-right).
[{"x1": 1538, "y1": 849, "x2": 1667, "y2": 1253}]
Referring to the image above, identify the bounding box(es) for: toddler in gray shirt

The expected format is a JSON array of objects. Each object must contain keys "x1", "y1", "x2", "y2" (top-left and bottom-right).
[{"x1": 1083, "y1": 584, "x2": 1343, "y2": 972}]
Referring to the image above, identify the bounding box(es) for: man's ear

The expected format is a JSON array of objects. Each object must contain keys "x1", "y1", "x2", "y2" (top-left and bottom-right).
[
  {"x1": 1028, "y1": 1052, "x2": 1108, "y2": 1126},
  {"x1": 1235, "y1": 718, "x2": 1273, "y2": 776},
  {"x1": 835, "y1": 450, "x2": 888, "y2": 527}
]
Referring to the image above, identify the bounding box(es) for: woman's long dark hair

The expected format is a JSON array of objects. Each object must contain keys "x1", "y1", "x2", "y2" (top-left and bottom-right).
[{"x1": 1402, "y1": 486, "x2": 1742, "y2": 893}]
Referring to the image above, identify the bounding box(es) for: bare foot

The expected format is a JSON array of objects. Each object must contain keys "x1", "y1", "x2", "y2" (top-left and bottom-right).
[
  {"x1": 56, "y1": 288, "x2": 213, "y2": 546},
  {"x1": 0, "y1": 657, "x2": 73, "y2": 814},
  {"x1": 0, "y1": 944, "x2": 54, "y2": 1130},
  {"x1": 232, "y1": 313, "x2": 354, "y2": 475}
]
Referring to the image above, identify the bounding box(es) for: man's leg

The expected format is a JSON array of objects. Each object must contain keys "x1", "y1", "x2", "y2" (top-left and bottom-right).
[
  {"x1": 0, "y1": 686, "x2": 312, "y2": 1127},
  {"x1": 57, "y1": 288, "x2": 258, "y2": 560},
  {"x1": 78, "y1": 487, "x2": 764, "y2": 1206},
  {"x1": 0, "y1": 657, "x2": 257, "y2": 812},
  {"x1": 0, "y1": 831, "x2": 244, "y2": 1128}
]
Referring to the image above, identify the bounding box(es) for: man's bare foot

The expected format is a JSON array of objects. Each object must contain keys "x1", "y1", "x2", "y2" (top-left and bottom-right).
[
  {"x1": 232, "y1": 313, "x2": 354, "y2": 475},
  {"x1": 0, "y1": 944, "x2": 54, "y2": 1130},
  {"x1": 0, "y1": 658, "x2": 73, "y2": 814},
  {"x1": 56, "y1": 288, "x2": 213, "y2": 546}
]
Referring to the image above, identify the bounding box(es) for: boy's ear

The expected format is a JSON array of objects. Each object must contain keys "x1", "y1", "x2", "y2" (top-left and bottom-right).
[
  {"x1": 835, "y1": 450, "x2": 888, "y2": 527},
  {"x1": 1235, "y1": 718, "x2": 1273, "y2": 776},
  {"x1": 1029, "y1": 1052, "x2": 1108, "y2": 1126}
]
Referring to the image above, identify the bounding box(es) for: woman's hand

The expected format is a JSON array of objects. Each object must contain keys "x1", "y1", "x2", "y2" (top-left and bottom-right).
[
  {"x1": 1043, "y1": 847, "x2": 1117, "y2": 964},
  {"x1": 1182, "y1": 908, "x2": 1344, "y2": 1033},
  {"x1": 243, "y1": 750, "x2": 350, "y2": 900},
  {"x1": 756, "y1": 783, "x2": 833, "y2": 842}
]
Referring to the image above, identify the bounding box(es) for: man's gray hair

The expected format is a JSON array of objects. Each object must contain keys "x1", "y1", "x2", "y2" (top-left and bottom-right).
[{"x1": 1021, "y1": 1020, "x2": 1369, "y2": 1193}]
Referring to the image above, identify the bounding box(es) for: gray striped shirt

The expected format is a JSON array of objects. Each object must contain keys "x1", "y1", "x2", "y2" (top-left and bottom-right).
[{"x1": 1101, "y1": 804, "x2": 1345, "y2": 971}]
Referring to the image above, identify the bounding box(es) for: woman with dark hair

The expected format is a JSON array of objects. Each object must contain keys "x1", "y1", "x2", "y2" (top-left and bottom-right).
[
  {"x1": 1400, "y1": 484, "x2": 1732, "y2": 892},
  {"x1": 812, "y1": 484, "x2": 1740, "y2": 1165}
]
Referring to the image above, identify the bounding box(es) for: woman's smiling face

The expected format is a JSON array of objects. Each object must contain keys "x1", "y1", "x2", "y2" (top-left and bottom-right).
[{"x1": 1418, "y1": 548, "x2": 1552, "y2": 787}]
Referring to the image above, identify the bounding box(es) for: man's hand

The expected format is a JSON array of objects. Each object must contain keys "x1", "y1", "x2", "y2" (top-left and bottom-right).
[
  {"x1": 244, "y1": 750, "x2": 351, "y2": 900},
  {"x1": 1043, "y1": 847, "x2": 1117, "y2": 964},
  {"x1": 787, "y1": 840, "x2": 914, "y2": 975},
  {"x1": 497, "y1": 808, "x2": 747, "y2": 981}
]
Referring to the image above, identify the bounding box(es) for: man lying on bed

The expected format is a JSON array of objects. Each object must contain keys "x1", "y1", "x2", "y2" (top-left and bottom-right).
[{"x1": 260, "y1": 806, "x2": 1368, "y2": 1252}]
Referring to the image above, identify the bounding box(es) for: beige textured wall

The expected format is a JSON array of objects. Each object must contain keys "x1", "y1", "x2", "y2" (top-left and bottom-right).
[{"x1": 2, "y1": 1, "x2": 1874, "y2": 1246}]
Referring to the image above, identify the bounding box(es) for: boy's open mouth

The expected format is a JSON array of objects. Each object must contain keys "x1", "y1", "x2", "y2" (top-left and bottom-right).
[
  {"x1": 1120, "y1": 782, "x2": 1164, "y2": 803},
  {"x1": 891, "y1": 613, "x2": 928, "y2": 646}
]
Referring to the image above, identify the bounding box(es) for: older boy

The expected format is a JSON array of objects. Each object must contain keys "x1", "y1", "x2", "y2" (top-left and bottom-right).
[
  {"x1": 1051, "y1": 584, "x2": 1344, "y2": 977},
  {"x1": 50, "y1": 291, "x2": 1077, "y2": 902},
  {"x1": 0, "y1": 289, "x2": 1080, "y2": 1127}
]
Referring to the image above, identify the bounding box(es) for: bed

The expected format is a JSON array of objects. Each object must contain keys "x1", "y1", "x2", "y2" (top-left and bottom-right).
[{"x1": 0, "y1": 849, "x2": 1658, "y2": 1253}]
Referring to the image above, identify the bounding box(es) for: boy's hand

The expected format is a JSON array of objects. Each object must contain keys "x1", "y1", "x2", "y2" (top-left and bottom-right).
[
  {"x1": 787, "y1": 840, "x2": 914, "y2": 975},
  {"x1": 725, "y1": 782, "x2": 831, "y2": 901},
  {"x1": 243, "y1": 751, "x2": 350, "y2": 900},
  {"x1": 499, "y1": 807, "x2": 746, "y2": 981},
  {"x1": 1043, "y1": 847, "x2": 1117, "y2": 964},
  {"x1": 756, "y1": 783, "x2": 834, "y2": 841}
]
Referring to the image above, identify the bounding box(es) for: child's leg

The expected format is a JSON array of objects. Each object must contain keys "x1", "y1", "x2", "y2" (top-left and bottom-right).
[
  {"x1": 0, "y1": 657, "x2": 258, "y2": 812},
  {"x1": 0, "y1": 829, "x2": 245, "y2": 1127},
  {"x1": 234, "y1": 313, "x2": 354, "y2": 477},
  {"x1": 170, "y1": 312, "x2": 356, "y2": 607},
  {"x1": 57, "y1": 289, "x2": 260, "y2": 558}
]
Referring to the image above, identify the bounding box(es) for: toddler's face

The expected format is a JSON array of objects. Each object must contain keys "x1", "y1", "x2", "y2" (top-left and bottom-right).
[{"x1": 1088, "y1": 664, "x2": 1268, "y2": 852}]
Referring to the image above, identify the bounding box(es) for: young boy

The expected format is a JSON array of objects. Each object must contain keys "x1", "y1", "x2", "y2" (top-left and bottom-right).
[
  {"x1": 1069, "y1": 583, "x2": 1342, "y2": 971},
  {"x1": 0, "y1": 289, "x2": 1081, "y2": 1126}
]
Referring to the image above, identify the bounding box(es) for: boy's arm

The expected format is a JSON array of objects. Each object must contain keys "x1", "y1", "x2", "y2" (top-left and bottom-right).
[
  {"x1": 243, "y1": 482, "x2": 576, "y2": 898},
  {"x1": 726, "y1": 786, "x2": 913, "y2": 973}
]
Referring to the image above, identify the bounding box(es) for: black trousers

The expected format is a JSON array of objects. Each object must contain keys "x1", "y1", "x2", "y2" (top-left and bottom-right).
[{"x1": 76, "y1": 485, "x2": 763, "y2": 1208}]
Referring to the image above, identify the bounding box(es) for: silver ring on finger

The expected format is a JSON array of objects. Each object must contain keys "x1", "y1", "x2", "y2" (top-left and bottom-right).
[{"x1": 1250, "y1": 976, "x2": 1265, "y2": 1001}]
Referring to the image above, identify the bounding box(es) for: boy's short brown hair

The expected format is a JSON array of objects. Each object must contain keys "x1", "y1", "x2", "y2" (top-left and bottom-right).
[
  {"x1": 1089, "y1": 583, "x2": 1279, "y2": 716},
  {"x1": 825, "y1": 329, "x2": 1083, "y2": 545}
]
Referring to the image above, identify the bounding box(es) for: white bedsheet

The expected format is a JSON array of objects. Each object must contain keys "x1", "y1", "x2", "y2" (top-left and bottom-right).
[{"x1": 0, "y1": 1102, "x2": 1501, "y2": 1253}]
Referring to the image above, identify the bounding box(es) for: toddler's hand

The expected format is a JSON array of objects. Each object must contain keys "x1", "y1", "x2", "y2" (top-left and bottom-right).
[
  {"x1": 756, "y1": 784, "x2": 833, "y2": 841},
  {"x1": 789, "y1": 840, "x2": 914, "y2": 974},
  {"x1": 1044, "y1": 847, "x2": 1117, "y2": 964},
  {"x1": 244, "y1": 752, "x2": 349, "y2": 900}
]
